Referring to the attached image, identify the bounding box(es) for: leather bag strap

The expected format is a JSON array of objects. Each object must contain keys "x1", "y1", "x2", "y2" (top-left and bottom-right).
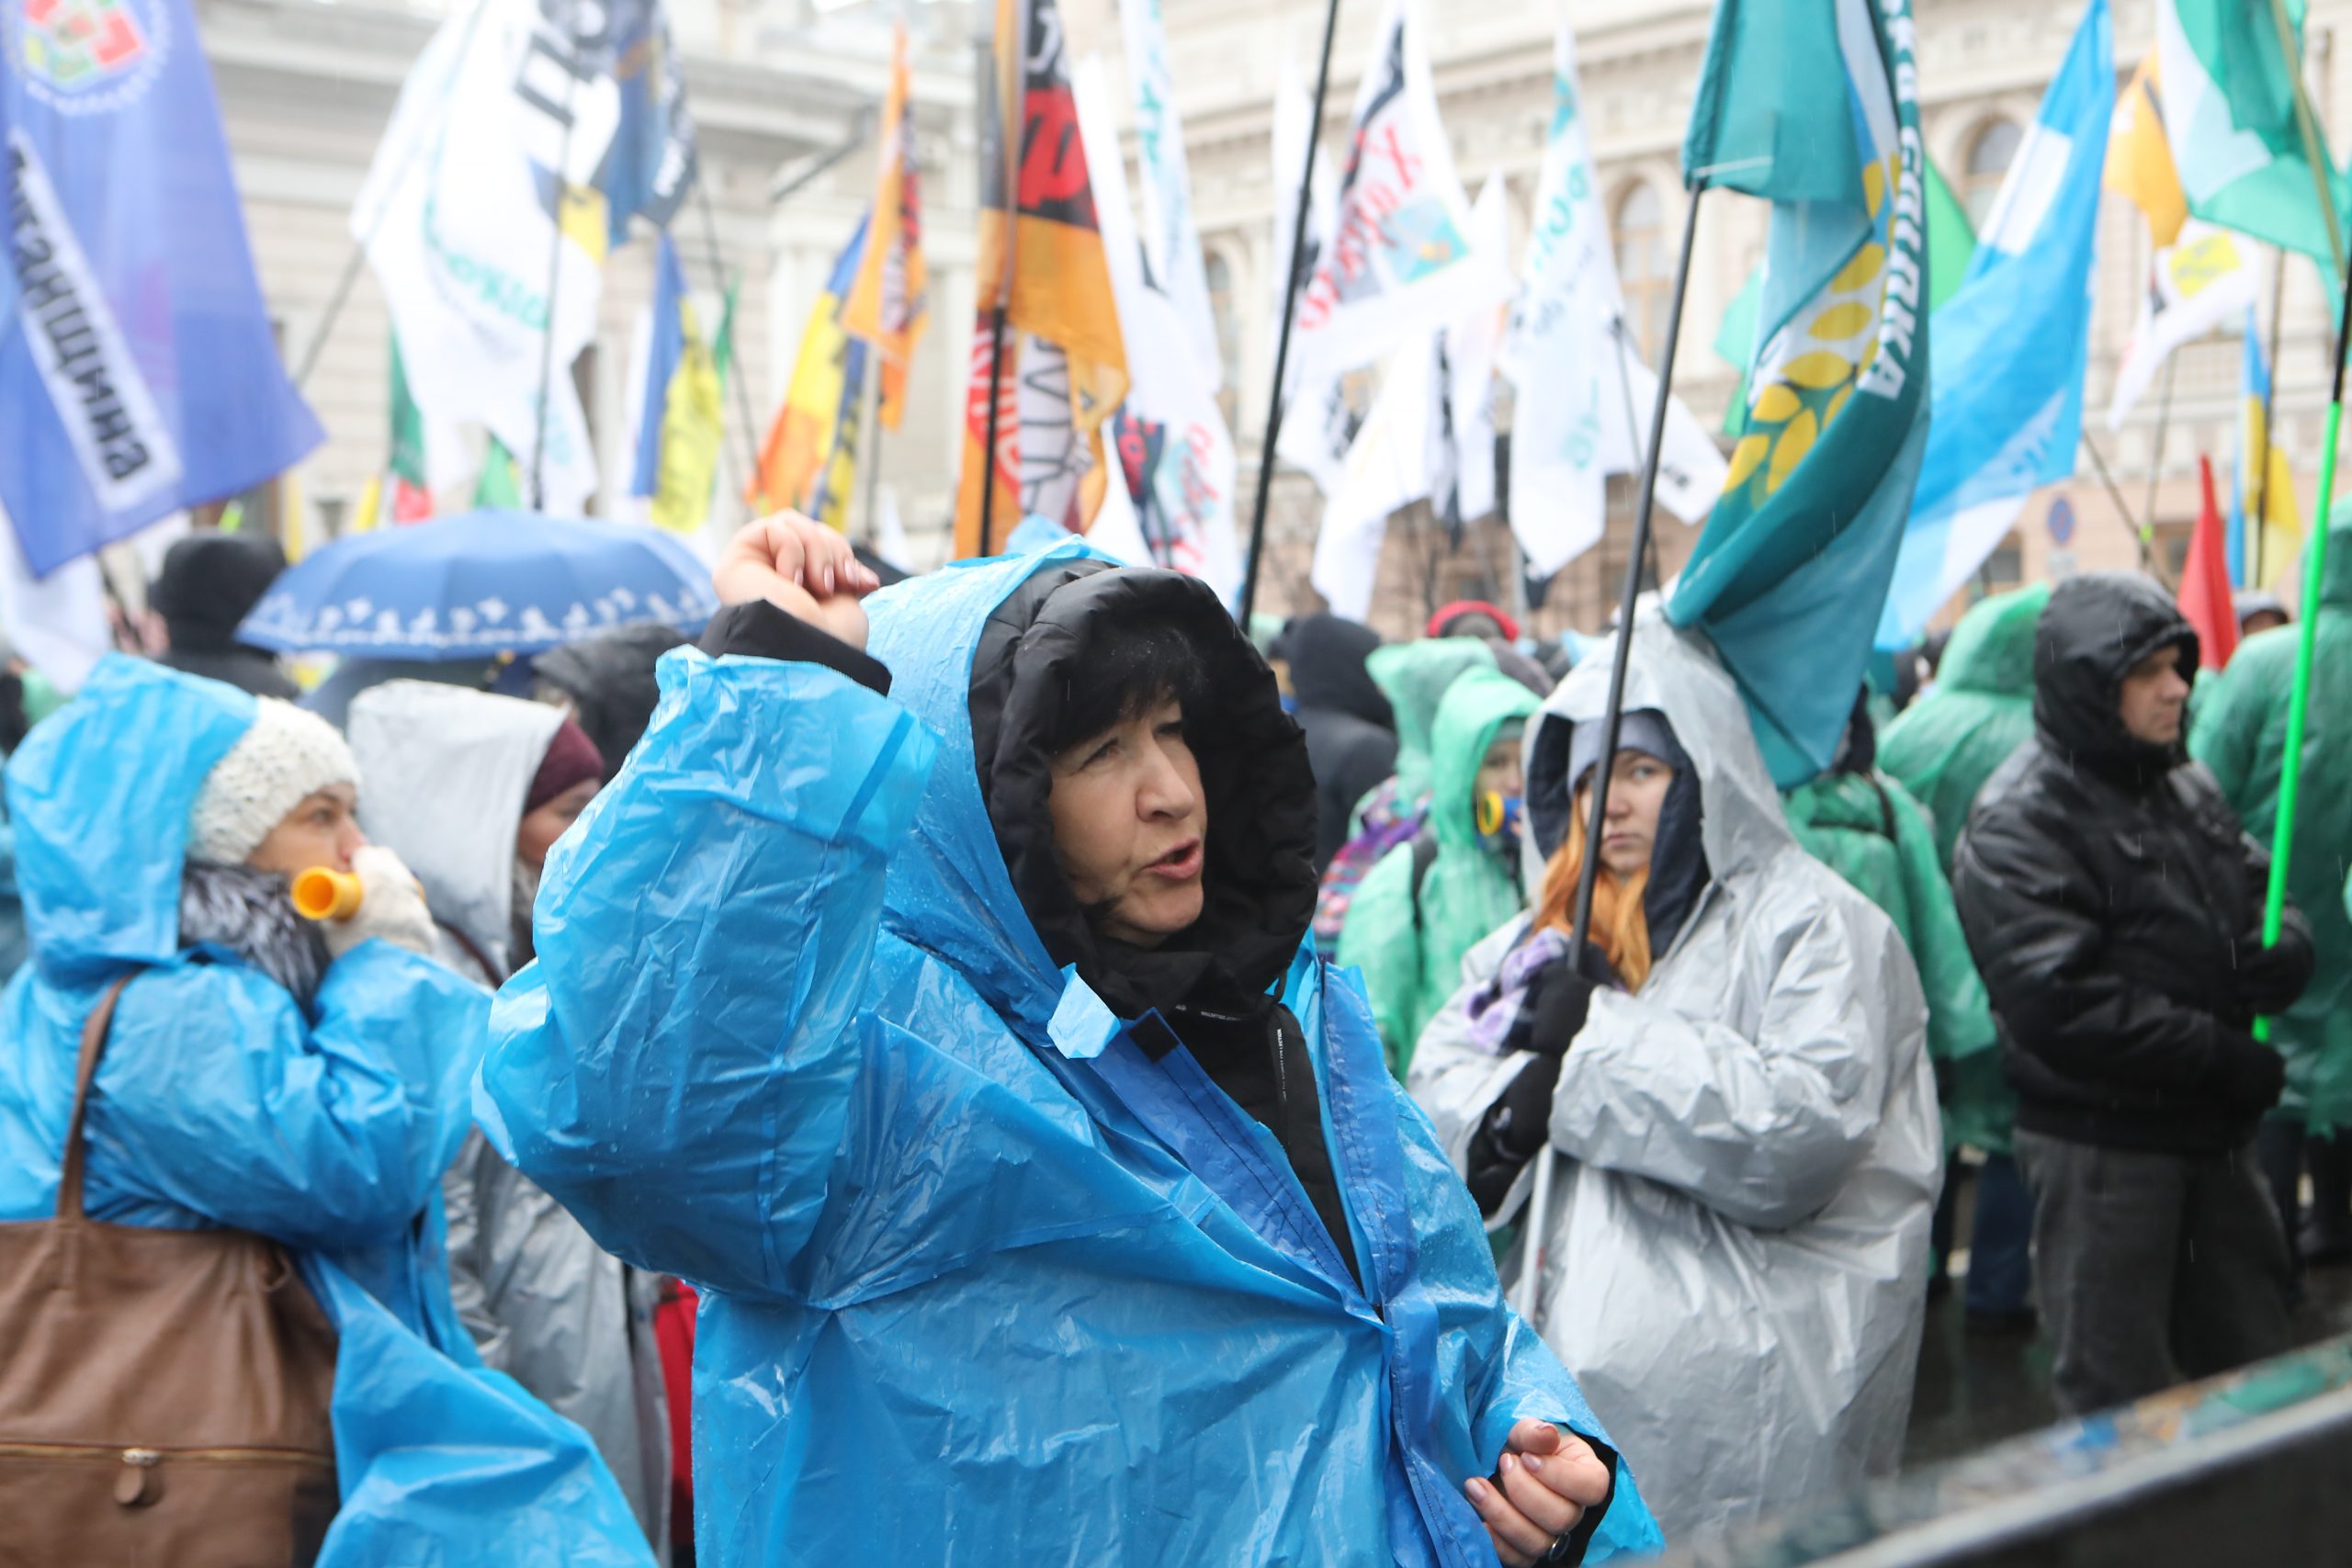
[{"x1": 55, "y1": 975, "x2": 137, "y2": 1224}]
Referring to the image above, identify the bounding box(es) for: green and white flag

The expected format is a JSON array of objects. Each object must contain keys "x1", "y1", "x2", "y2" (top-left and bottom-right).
[
  {"x1": 2157, "y1": 0, "x2": 2348, "y2": 267},
  {"x1": 1672, "y1": 0, "x2": 1932, "y2": 786}
]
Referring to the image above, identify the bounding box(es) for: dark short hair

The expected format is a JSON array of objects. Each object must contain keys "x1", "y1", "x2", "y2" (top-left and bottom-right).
[{"x1": 1046, "y1": 615, "x2": 1213, "y2": 756}]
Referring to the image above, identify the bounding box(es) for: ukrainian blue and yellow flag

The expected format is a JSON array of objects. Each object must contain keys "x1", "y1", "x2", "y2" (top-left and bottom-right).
[
  {"x1": 631, "y1": 234, "x2": 726, "y2": 536},
  {"x1": 751, "y1": 215, "x2": 869, "y2": 522},
  {"x1": 2232, "y1": 309, "x2": 2302, "y2": 589}
]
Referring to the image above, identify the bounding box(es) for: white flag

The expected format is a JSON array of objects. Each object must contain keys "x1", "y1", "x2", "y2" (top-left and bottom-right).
[
  {"x1": 1289, "y1": 0, "x2": 1509, "y2": 384},
  {"x1": 1430, "y1": 177, "x2": 1510, "y2": 528},
  {"x1": 1504, "y1": 23, "x2": 1723, "y2": 576},
  {"x1": 2105, "y1": 220, "x2": 2261, "y2": 429},
  {"x1": 0, "y1": 507, "x2": 107, "y2": 693},
  {"x1": 1313, "y1": 348, "x2": 1433, "y2": 620},
  {"x1": 1072, "y1": 57, "x2": 1244, "y2": 601},
  {"x1": 1119, "y1": 0, "x2": 1221, "y2": 389},
  {"x1": 356, "y1": 0, "x2": 692, "y2": 514},
  {"x1": 1271, "y1": 60, "x2": 1351, "y2": 494}
]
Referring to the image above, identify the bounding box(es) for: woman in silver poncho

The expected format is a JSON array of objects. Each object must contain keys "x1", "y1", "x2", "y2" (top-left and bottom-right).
[{"x1": 1408, "y1": 618, "x2": 1940, "y2": 1541}]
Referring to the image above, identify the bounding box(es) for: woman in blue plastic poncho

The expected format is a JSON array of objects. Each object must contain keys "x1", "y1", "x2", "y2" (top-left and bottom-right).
[
  {"x1": 480, "y1": 517, "x2": 1666, "y2": 1568},
  {"x1": 0, "y1": 659, "x2": 653, "y2": 1568}
]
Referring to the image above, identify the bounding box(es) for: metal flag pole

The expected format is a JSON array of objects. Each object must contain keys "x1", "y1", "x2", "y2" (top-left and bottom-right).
[
  {"x1": 2255, "y1": 206, "x2": 2352, "y2": 1042},
  {"x1": 1236, "y1": 0, "x2": 1344, "y2": 626},
  {"x1": 2252, "y1": 247, "x2": 2289, "y2": 586},
  {"x1": 975, "y1": 0, "x2": 1027, "y2": 558},
  {"x1": 1514, "y1": 183, "x2": 1707, "y2": 1325},
  {"x1": 1609, "y1": 315, "x2": 1668, "y2": 592},
  {"x1": 978, "y1": 307, "x2": 1011, "y2": 555},
  {"x1": 694, "y1": 173, "x2": 766, "y2": 516},
  {"x1": 289, "y1": 0, "x2": 498, "y2": 394},
  {"x1": 529, "y1": 59, "x2": 583, "y2": 512},
  {"x1": 2144, "y1": 354, "x2": 2177, "y2": 532},
  {"x1": 2078, "y1": 431, "x2": 2176, "y2": 592},
  {"x1": 859, "y1": 347, "x2": 887, "y2": 544}
]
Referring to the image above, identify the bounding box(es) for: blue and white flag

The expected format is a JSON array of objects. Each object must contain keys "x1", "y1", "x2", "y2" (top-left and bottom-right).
[
  {"x1": 1876, "y1": 0, "x2": 2110, "y2": 649},
  {"x1": 0, "y1": 0, "x2": 322, "y2": 578}
]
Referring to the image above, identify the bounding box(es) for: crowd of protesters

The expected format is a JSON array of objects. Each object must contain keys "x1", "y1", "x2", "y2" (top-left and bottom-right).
[{"x1": 0, "y1": 507, "x2": 2341, "y2": 1564}]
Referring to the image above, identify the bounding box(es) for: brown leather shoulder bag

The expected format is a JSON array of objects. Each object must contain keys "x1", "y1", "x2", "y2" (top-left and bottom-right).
[{"x1": 0, "y1": 976, "x2": 340, "y2": 1568}]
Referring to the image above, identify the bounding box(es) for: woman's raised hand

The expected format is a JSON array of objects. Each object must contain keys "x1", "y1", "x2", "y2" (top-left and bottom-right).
[{"x1": 712, "y1": 512, "x2": 883, "y2": 650}]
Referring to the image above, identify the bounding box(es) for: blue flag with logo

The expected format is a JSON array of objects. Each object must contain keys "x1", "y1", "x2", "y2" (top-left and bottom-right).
[
  {"x1": 0, "y1": 0, "x2": 322, "y2": 578},
  {"x1": 1875, "y1": 0, "x2": 2109, "y2": 649},
  {"x1": 1669, "y1": 0, "x2": 1931, "y2": 786}
]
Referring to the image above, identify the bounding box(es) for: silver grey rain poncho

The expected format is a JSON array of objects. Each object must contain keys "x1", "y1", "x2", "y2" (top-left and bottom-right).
[{"x1": 1407, "y1": 618, "x2": 1940, "y2": 1542}]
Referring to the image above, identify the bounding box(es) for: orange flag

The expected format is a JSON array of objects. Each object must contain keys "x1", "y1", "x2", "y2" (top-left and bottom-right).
[
  {"x1": 2180, "y1": 455, "x2": 2239, "y2": 671},
  {"x1": 952, "y1": 0, "x2": 1129, "y2": 558},
  {"x1": 842, "y1": 21, "x2": 930, "y2": 434}
]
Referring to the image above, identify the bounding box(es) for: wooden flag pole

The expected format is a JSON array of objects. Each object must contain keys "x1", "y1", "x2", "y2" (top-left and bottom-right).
[
  {"x1": 1236, "y1": 0, "x2": 1344, "y2": 626},
  {"x1": 1516, "y1": 183, "x2": 1706, "y2": 1325}
]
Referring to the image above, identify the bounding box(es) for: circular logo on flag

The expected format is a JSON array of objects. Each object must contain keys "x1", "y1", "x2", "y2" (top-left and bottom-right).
[{"x1": 8, "y1": 0, "x2": 172, "y2": 115}]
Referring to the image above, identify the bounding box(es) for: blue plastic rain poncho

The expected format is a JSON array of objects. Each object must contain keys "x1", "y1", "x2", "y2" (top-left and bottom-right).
[
  {"x1": 480, "y1": 540, "x2": 1665, "y2": 1566},
  {"x1": 0, "y1": 657, "x2": 651, "y2": 1568}
]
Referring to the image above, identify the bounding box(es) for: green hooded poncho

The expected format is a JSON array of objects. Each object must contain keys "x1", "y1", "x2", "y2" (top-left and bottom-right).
[
  {"x1": 1876, "y1": 582, "x2": 2046, "y2": 1154},
  {"x1": 1879, "y1": 582, "x2": 2049, "y2": 872},
  {"x1": 2190, "y1": 513, "x2": 2352, "y2": 1129},
  {"x1": 1339, "y1": 666, "x2": 1539, "y2": 1076},
  {"x1": 1784, "y1": 768, "x2": 2000, "y2": 1150},
  {"x1": 1363, "y1": 637, "x2": 1498, "y2": 816}
]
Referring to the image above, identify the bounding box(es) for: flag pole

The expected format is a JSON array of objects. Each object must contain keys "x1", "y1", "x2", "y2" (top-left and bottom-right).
[
  {"x1": 2269, "y1": 0, "x2": 2346, "y2": 293},
  {"x1": 2255, "y1": 203, "x2": 2352, "y2": 1042},
  {"x1": 529, "y1": 64, "x2": 582, "y2": 513},
  {"x1": 2144, "y1": 354, "x2": 2177, "y2": 532},
  {"x1": 859, "y1": 350, "x2": 887, "y2": 545},
  {"x1": 978, "y1": 306, "x2": 1010, "y2": 555},
  {"x1": 2252, "y1": 248, "x2": 2289, "y2": 587},
  {"x1": 1237, "y1": 0, "x2": 1344, "y2": 627},
  {"x1": 2078, "y1": 431, "x2": 2176, "y2": 592},
  {"x1": 694, "y1": 175, "x2": 766, "y2": 519},
  {"x1": 1609, "y1": 316, "x2": 1667, "y2": 592},
  {"x1": 1515, "y1": 182, "x2": 1706, "y2": 1325}
]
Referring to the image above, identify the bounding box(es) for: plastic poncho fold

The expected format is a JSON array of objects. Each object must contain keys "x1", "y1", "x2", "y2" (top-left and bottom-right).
[
  {"x1": 1784, "y1": 768, "x2": 2000, "y2": 1151},
  {"x1": 0, "y1": 657, "x2": 650, "y2": 1568},
  {"x1": 1408, "y1": 619, "x2": 1939, "y2": 1541},
  {"x1": 1340, "y1": 667, "x2": 1539, "y2": 1075},
  {"x1": 2192, "y1": 516, "x2": 2352, "y2": 1128},
  {"x1": 479, "y1": 539, "x2": 1665, "y2": 1566},
  {"x1": 348, "y1": 681, "x2": 670, "y2": 1543}
]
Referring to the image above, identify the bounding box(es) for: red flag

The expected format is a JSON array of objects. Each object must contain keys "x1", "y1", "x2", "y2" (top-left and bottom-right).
[{"x1": 2180, "y1": 456, "x2": 2240, "y2": 670}]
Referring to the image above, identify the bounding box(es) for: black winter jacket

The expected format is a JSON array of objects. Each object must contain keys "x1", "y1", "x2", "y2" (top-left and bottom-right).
[
  {"x1": 1952, "y1": 574, "x2": 2313, "y2": 1156},
  {"x1": 1279, "y1": 614, "x2": 1398, "y2": 871}
]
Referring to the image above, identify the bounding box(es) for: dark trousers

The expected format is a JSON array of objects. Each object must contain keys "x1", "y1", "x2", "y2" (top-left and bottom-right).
[
  {"x1": 1964, "y1": 1153, "x2": 2034, "y2": 1314},
  {"x1": 2253, "y1": 1115, "x2": 2307, "y2": 1277},
  {"x1": 2015, "y1": 1129, "x2": 2291, "y2": 1416}
]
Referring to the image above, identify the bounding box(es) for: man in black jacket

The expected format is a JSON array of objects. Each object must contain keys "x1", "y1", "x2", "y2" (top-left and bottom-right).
[
  {"x1": 1953, "y1": 573, "x2": 2314, "y2": 1415},
  {"x1": 1276, "y1": 614, "x2": 1398, "y2": 871}
]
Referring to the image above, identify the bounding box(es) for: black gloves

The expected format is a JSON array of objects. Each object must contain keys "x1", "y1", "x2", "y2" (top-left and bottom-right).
[
  {"x1": 2236, "y1": 912, "x2": 2316, "y2": 1017},
  {"x1": 1464, "y1": 942, "x2": 1621, "y2": 1216},
  {"x1": 2211, "y1": 1032, "x2": 2288, "y2": 1114}
]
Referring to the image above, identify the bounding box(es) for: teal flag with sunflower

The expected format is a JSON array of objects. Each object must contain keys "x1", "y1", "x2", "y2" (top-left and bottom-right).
[{"x1": 1669, "y1": 0, "x2": 1932, "y2": 785}]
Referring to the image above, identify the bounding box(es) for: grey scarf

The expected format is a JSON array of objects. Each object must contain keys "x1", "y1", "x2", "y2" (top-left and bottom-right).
[{"x1": 179, "y1": 862, "x2": 330, "y2": 1010}]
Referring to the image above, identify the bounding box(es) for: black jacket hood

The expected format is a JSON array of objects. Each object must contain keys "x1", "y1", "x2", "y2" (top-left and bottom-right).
[
  {"x1": 1280, "y1": 614, "x2": 1394, "y2": 729},
  {"x1": 532, "y1": 622, "x2": 691, "y2": 777},
  {"x1": 969, "y1": 561, "x2": 1319, "y2": 1021},
  {"x1": 2033, "y1": 572, "x2": 2199, "y2": 792}
]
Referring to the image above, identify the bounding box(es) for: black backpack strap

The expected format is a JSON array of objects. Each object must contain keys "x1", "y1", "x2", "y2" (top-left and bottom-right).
[
  {"x1": 1408, "y1": 825, "x2": 1442, "y2": 939},
  {"x1": 1869, "y1": 775, "x2": 1898, "y2": 841}
]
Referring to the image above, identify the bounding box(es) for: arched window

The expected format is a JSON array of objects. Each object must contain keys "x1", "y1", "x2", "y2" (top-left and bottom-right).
[
  {"x1": 1962, "y1": 118, "x2": 2023, "y2": 228},
  {"x1": 1613, "y1": 182, "x2": 1668, "y2": 362}
]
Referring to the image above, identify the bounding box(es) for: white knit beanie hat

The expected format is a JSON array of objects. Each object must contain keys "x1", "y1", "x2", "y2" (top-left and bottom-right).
[{"x1": 187, "y1": 697, "x2": 362, "y2": 866}]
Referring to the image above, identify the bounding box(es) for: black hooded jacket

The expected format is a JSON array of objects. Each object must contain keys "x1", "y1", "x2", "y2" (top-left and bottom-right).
[
  {"x1": 532, "y1": 623, "x2": 690, "y2": 777},
  {"x1": 151, "y1": 532, "x2": 299, "y2": 700},
  {"x1": 1280, "y1": 614, "x2": 1398, "y2": 871},
  {"x1": 703, "y1": 566, "x2": 1360, "y2": 1285},
  {"x1": 1952, "y1": 574, "x2": 2314, "y2": 1156}
]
